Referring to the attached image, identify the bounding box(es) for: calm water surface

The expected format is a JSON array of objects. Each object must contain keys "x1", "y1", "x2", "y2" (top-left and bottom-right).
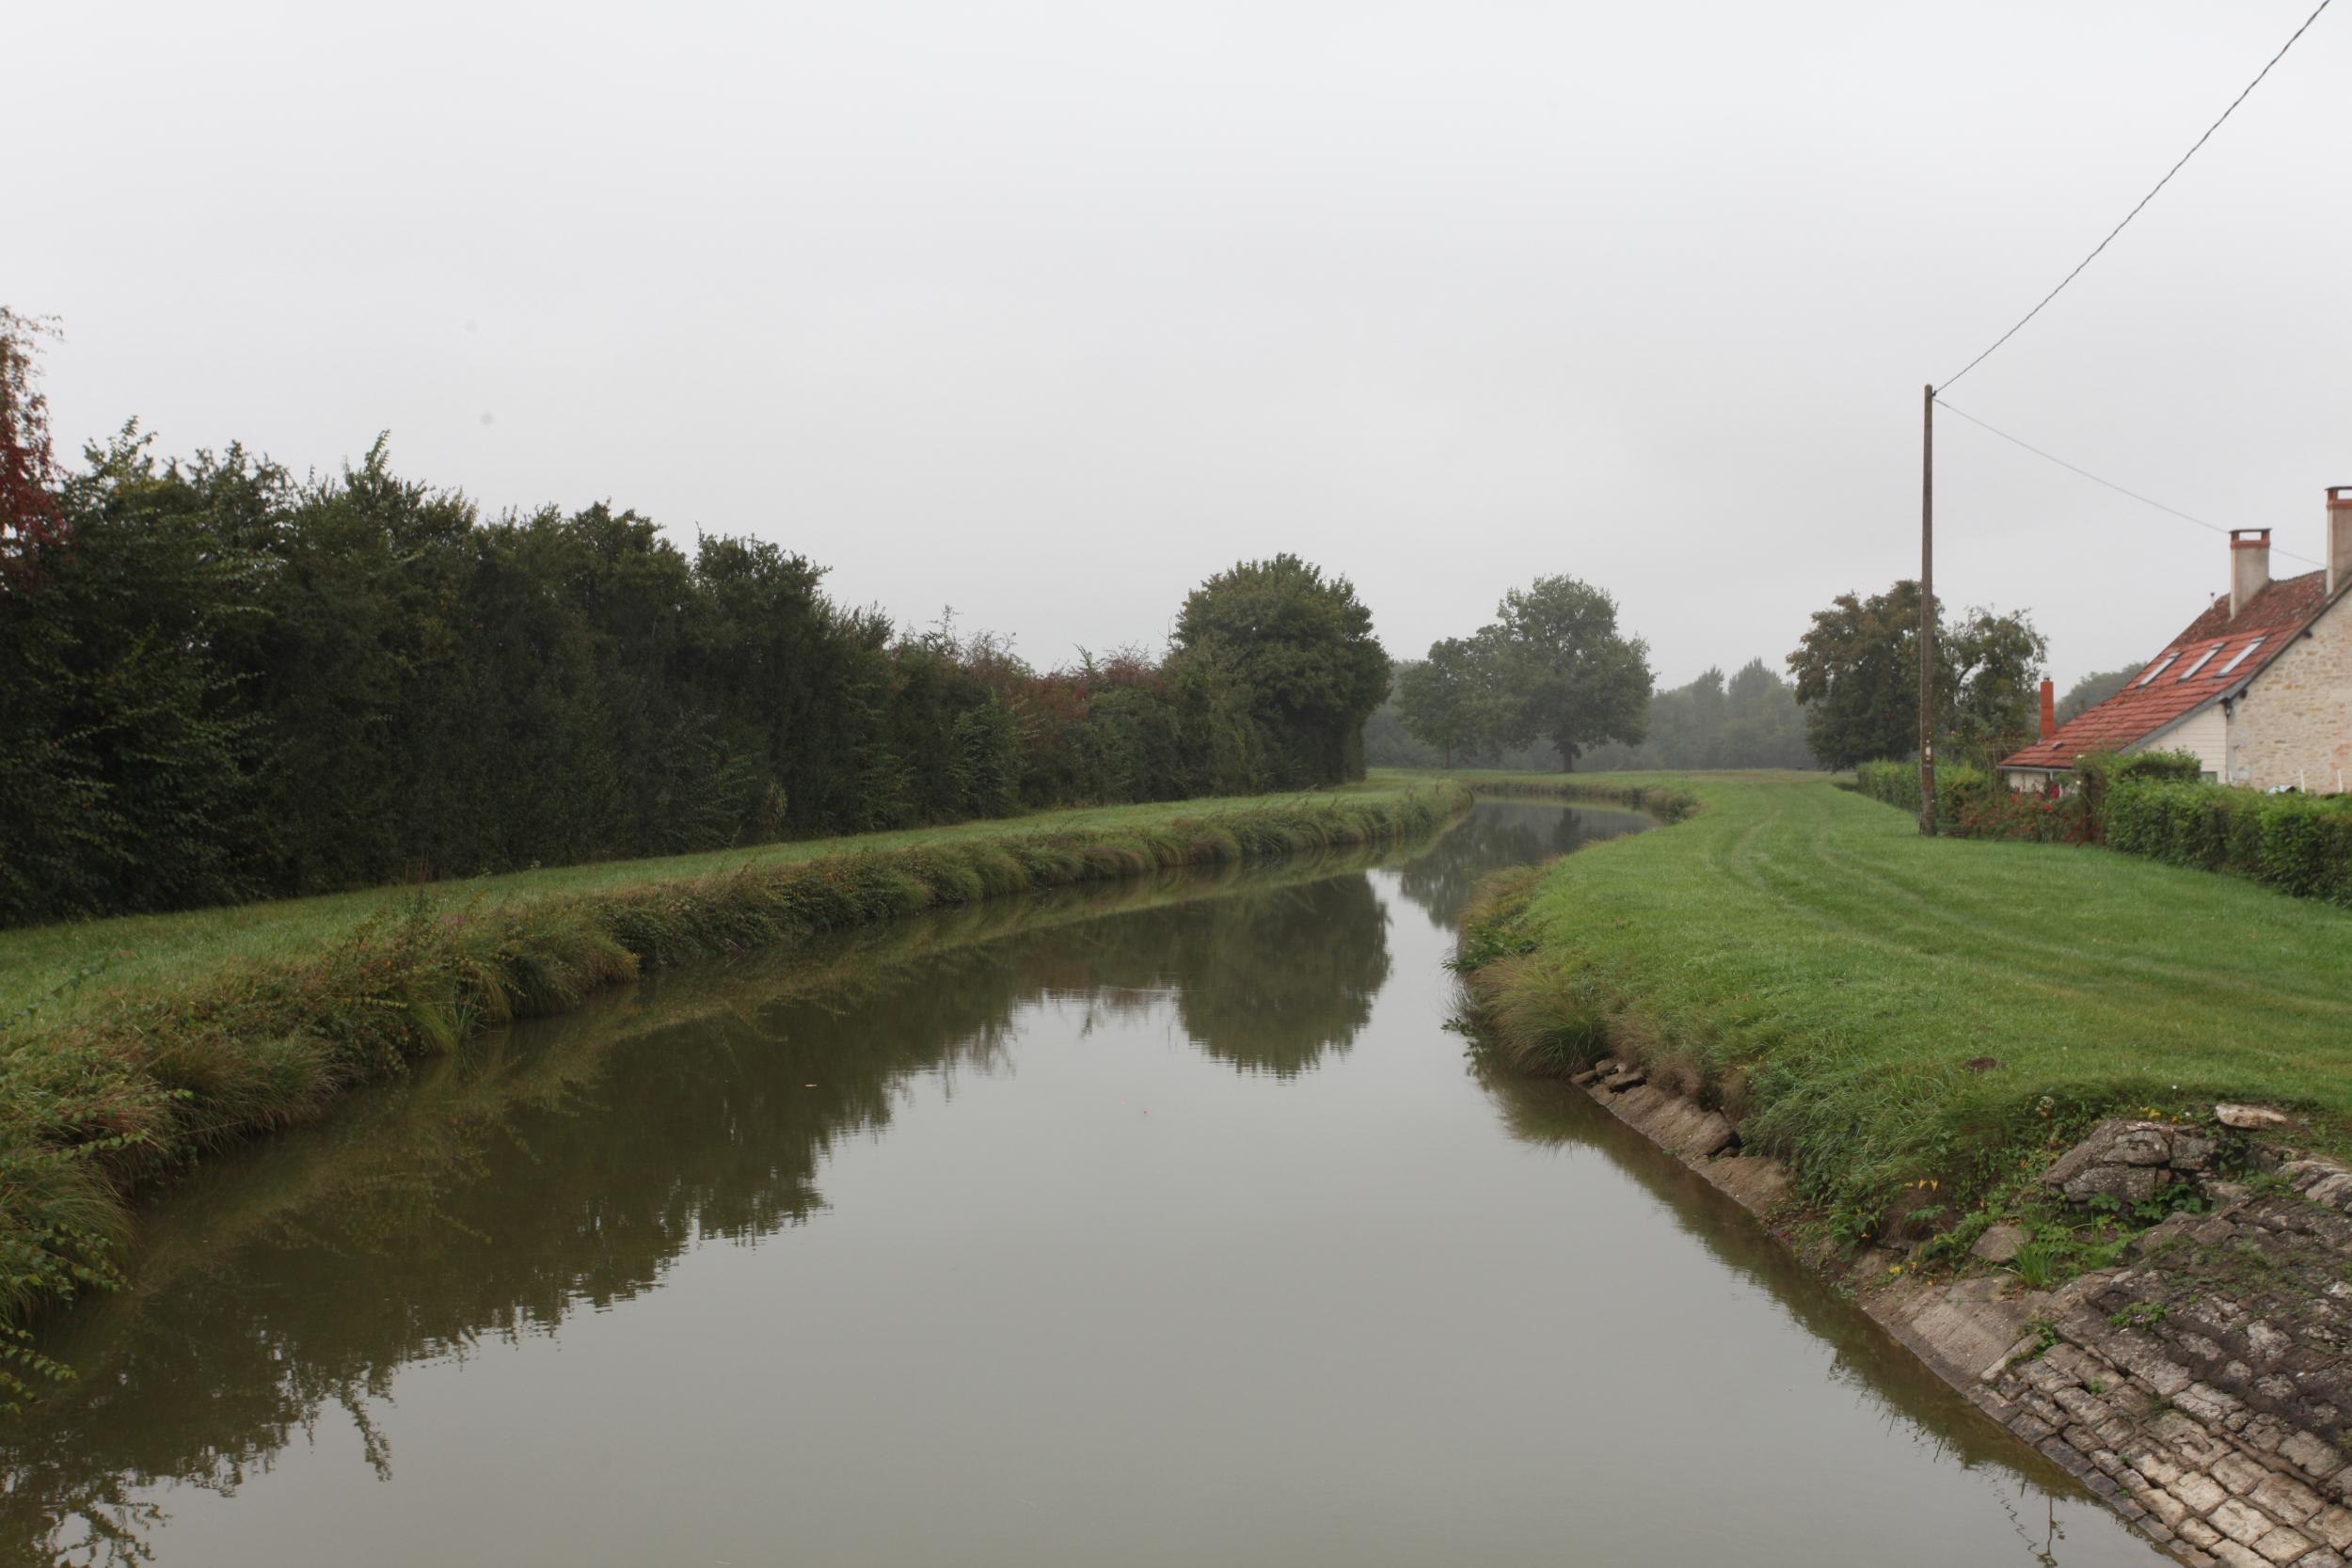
[{"x1": 4, "y1": 801, "x2": 2160, "y2": 1566}]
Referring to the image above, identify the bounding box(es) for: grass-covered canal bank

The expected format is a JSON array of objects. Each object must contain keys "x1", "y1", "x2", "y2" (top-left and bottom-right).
[
  {"x1": 1449, "y1": 770, "x2": 2352, "y2": 1237},
  {"x1": 0, "y1": 779, "x2": 1465, "y2": 1351},
  {"x1": 2, "y1": 797, "x2": 2159, "y2": 1568}
]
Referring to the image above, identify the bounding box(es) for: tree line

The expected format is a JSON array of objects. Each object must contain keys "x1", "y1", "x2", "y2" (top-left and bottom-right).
[
  {"x1": 0, "y1": 308, "x2": 2096, "y2": 927},
  {"x1": 1375, "y1": 576, "x2": 1813, "y2": 773},
  {"x1": 1381, "y1": 573, "x2": 2050, "y2": 776},
  {"x1": 0, "y1": 330, "x2": 1388, "y2": 926},
  {"x1": 1371, "y1": 655, "x2": 1813, "y2": 772},
  {"x1": 1786, "y1": 580, "x2": 2047, "y2": 771},
  {"x1": 1578, "y1": 660, "x2": 1813, "y2": 771}
]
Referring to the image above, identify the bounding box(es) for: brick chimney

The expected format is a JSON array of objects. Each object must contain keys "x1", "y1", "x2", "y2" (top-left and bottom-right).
[
  {"x1": 2232, "y1": 528, "x2": 2272, "y2": 618},
  {"x1": 2331, "y1": 486, "x2": 2352, "y2": 598},
  {"x1": 2039, "y1": 678, "x2": 2056, "y2": 742}
]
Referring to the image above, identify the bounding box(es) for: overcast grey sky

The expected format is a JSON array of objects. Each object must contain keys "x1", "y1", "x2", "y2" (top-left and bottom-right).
[{"x1": 18, "y1": 1, "x2": 2348, "y2": 689}]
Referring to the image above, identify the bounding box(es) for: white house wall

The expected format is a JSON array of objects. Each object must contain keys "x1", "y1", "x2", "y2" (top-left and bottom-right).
[{"x1": 2137, "y1": 704, "x2": 2227, "y2": 781}]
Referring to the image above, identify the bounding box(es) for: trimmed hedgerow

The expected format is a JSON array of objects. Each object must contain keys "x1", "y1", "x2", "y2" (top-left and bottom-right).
[
  {"x1": 2105, "y1": 779, "x2": 2352, "y2": 905},
  {"x1": 1849, "y1": 751, "x2": 2333, "y2": 877},
  {"x1": 1850, "y1": 759, "x2": 2020, "y2": 832}
]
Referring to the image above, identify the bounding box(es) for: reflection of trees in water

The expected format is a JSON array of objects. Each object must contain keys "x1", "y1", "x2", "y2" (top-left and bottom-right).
[
  {"x1": 0, "y1": 848, "x2": 1402, "y2": 1565},
  {"x1": 1392, "y1": 800, "x2": 1650, "y2": 924},
  {"x1": 1, "y1": 953, "x2": 1028, "y2": 1566},
  {"x1": 1025, "y1": 873, "x2": 1391, "y2": 1078}
]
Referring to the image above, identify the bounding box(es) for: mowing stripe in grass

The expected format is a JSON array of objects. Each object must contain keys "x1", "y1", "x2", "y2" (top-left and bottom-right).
[{"x1": 1454, "y1": 772, "x2": 2352, "y2": 1243}]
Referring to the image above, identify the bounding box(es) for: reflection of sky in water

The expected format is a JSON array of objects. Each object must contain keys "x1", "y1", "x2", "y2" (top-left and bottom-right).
[{"x1": 1, "y1": 804, "x2": 2158, "y2": 1567}]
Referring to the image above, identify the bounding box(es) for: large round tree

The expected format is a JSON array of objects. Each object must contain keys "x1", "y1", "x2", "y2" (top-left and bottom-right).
[
  {"x1": 1486, "y1": 575, "x2": 1652, "y2": 771},
  {"x1": 1171, "y1": 554, "x2": 1390, "y2": 789}
]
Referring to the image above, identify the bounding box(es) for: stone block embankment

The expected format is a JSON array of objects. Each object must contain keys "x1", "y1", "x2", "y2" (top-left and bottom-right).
[{"x1": 1565, "y1": 1065, "x2": 2352, "y2": 1567}]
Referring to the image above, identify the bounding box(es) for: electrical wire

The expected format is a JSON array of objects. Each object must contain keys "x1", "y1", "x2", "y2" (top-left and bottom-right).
[
  {"x1": 1934, "y1": 397, "x2": 2325, "y2": 567},
  {"x1": 1939, "y1": 0, "x2": 2333, "y2": 391}
]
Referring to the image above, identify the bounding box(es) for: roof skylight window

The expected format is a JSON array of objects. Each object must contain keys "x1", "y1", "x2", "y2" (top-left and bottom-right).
[
  {"x1": 2176, "y1": 645, "x2": 2222, "y2": 681},
  {"x1": 2213, "y1": 638, "x2": 2266, "y2": 677},
  {"x1": 2137, "y1": 654, "x2": 2181, "y2": 687}
]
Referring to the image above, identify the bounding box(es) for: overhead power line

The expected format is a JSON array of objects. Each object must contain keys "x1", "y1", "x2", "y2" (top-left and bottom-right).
[
  {"x1": 1933, "y1": 396, "x2": 2324, "y2": 567},
  {"x1": 1940, "y1": 0, "x2": 2335, "y2": 390}
]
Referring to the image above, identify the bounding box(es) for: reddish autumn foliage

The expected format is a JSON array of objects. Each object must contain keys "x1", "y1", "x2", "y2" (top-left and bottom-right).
[{"x1": 0, "y1": 309, "x2": 66, "y2": 593}]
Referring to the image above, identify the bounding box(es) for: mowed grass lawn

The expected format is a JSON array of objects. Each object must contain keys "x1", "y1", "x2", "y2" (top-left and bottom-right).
[
  {"x1": 0, "y1": 776, "x2": 1431, "y2": 1024},
  {"x1": 1459, "y1": 770, "x2": 2352, "y2": 1215}
]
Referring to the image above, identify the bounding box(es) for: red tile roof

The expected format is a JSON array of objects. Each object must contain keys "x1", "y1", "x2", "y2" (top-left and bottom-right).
[{"x1": 2002, "y1": 570, "x2": 2332, "y2": 772}]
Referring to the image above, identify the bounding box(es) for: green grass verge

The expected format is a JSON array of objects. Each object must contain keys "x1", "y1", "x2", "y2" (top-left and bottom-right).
[
  {"x1": 1416, "y1": 765, "x2": 1735, "y2": 821},
  {"x1": 0, "y1": 779, "x2": 1467, "y2": 1368},
  {"x1": 1451, "y1": 772, "x2": 2352, "y2": 1243},
  {"x1": 2, "y1": 779, "x2": 1424, "y2": 1023}
]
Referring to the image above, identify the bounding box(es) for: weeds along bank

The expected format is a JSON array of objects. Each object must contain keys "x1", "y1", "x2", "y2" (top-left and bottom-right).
[
  {"x1": 1454, "y1": 774, "x2": 2352, "y2": 1245},
  {"x1": 0, "y1": 783, "x2": 1466, "y2": 1368}
]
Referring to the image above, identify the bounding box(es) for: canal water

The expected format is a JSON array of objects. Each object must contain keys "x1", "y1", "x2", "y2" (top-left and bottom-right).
[{"x1": 3, "y1": 800, "x2": 2160, "y2": 1566}]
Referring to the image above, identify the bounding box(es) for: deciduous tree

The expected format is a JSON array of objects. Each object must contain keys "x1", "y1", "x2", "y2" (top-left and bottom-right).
[
  {"x1": 1787, "y1": 581, "x2": 2046, "y2": 769},
  {"x1": 1172, "y1": 554, "x2": 1390, "y2": 787},
  {"x1": 1483, "y1": 576, "x2": 1652, "y2": 771},
  {"x1": 0, "y1": 309, "x2": 65, "y2": 596},
  {"x1": 1393, "y1": 637, "x2": 1492, "y2": 767}
]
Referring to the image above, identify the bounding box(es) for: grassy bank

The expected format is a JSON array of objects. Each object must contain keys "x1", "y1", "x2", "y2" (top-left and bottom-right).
[
  {"x1": 1429, "y1": 766, "x2": 1718, "y2": 820},
  {"x1": 4, "y1": 781, "x2": 1435, "y2": 1022},
  {"x1": 1453, "y1": 771, "x2": 2352, "y2": 1242},
  {"x1": 0, "y1": 780, "x2": 1466, "y2": 1360}
]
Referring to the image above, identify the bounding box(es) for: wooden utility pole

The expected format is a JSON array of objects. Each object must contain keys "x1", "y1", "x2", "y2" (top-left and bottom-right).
[{"x1": 1918, "y1": 383, "x2": 1937, "y2": 837}]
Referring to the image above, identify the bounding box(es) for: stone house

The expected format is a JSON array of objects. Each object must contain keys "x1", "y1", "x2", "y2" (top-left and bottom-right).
[{"x1": 2002, "y1": 487, "x2": 2352, "y2": 793}]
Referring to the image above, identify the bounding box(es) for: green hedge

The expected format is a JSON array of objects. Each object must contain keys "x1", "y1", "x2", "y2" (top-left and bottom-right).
[
  {"x1": 2105, "y1": 779, "x2": 2352, "y2": 905},
  {"x1": 1851, "y1": 759, "x2": 2006, "y2": 831},
  {"x1": 1856, "y1": 748, "x2": 2352, "y2": 905}
]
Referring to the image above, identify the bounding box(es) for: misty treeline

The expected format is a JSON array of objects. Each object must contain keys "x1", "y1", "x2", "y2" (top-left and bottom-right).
[
  {"x1": 2058, "y1": 666, "x2": 2139, "y2": 725},
  {"x1": 1374, "y1": 575, "x2": 1807, "y2": 772},
  {"x1": 1370, "y1": 658, "x2": 1810, "y2": 772},
  {"x1": 1380, "y1": 572, "x2": 2051, "y2": 776},
  {"x1": 0, "y1": 388, "x2": 1386, "y2": 926},
  {"x1": 1579, "y1": 660, "x2": 1812, "y2": 770}
]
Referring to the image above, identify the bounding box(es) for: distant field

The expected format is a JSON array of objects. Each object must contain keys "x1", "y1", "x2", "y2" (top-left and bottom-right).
[
  {"x1": 0, "y1": 779, "x2": 1419, "y2": 1022},
  {"x1": 1457, "y1": 771, "x2": 2352, "y2": 1220}
]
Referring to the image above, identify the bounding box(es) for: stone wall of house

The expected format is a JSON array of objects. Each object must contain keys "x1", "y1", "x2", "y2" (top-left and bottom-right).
[{"x1": 2230, "y1": 598, "x2": 2352, "y2": 792}]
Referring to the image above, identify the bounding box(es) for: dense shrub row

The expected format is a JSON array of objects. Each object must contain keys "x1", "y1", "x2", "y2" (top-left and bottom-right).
[
  {"x1": 1847, "y1": 759, "x2": 2039, "y2": 833},
  {"x1": 2105, "y1": 780, "x2": 2352, "y2": 904},
  {"x1": 0, "y1": 435, "x2": 1388, "y2": 927},
  {"x1": 1855, "y1": 749, "x2": 2352, "y2": 905}
]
